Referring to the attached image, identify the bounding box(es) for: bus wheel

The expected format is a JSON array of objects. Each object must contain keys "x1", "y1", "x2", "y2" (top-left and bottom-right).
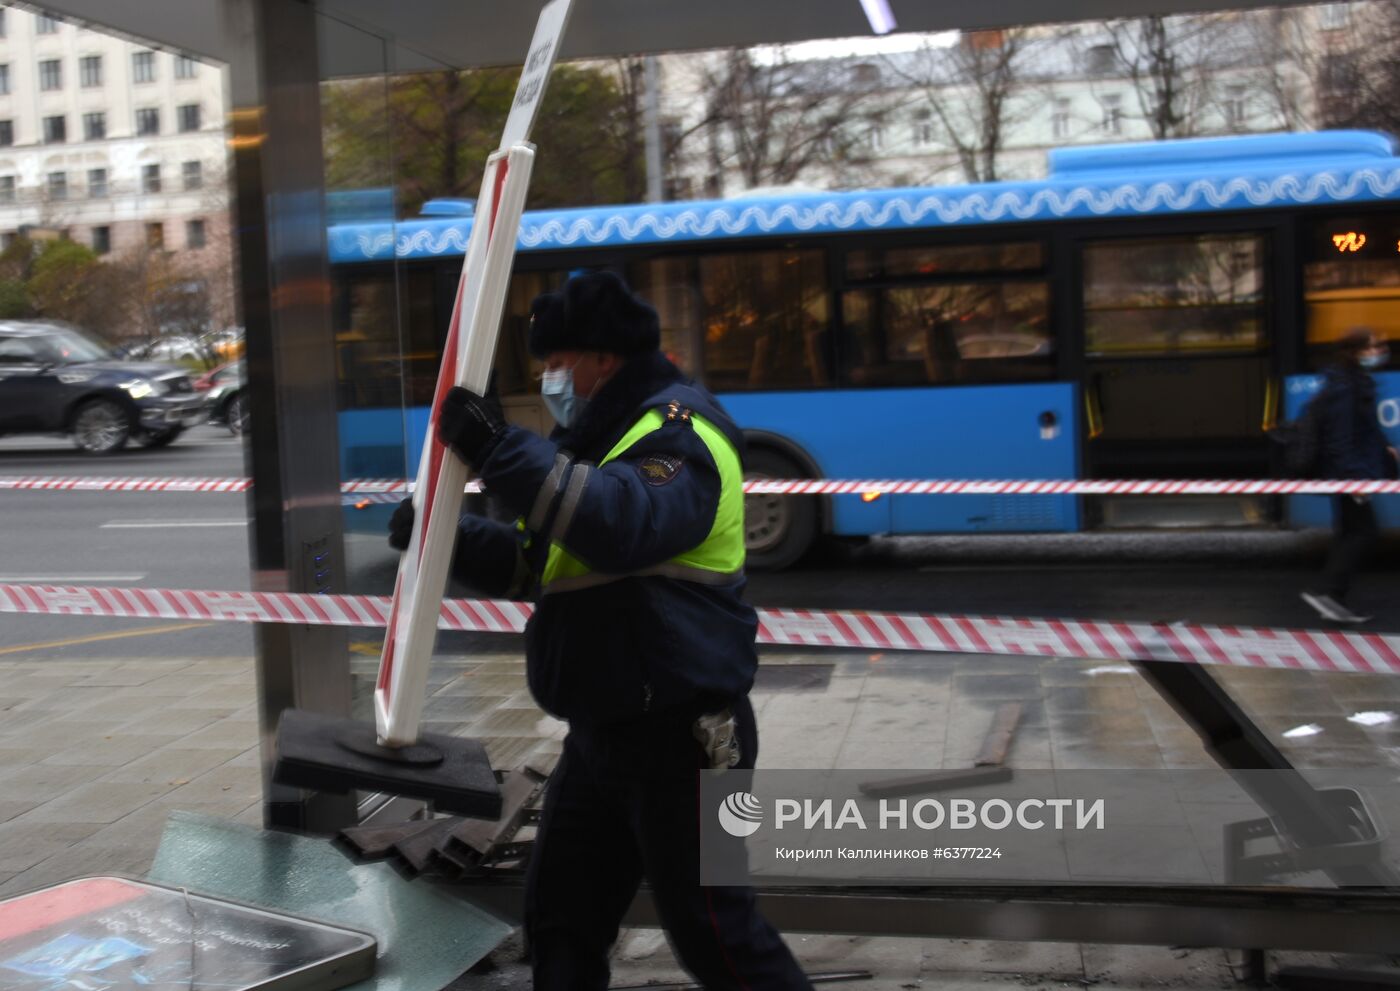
[{"x1": 744, "y1": 449, "x2": 817, "y2": 571}]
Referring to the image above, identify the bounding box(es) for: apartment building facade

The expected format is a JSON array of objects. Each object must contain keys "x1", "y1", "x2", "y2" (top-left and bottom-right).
[
  {"x1": 660, "y1": 3, "x2": 1369, "y2": 198},
  {"x1": 0, "y1": 4, "x2": 231, "y2": 333}
]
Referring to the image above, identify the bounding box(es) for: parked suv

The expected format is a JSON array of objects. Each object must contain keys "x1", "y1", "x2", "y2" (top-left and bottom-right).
[{"x1": 0, "y1": 322, "x2": 207, "y2": 453}]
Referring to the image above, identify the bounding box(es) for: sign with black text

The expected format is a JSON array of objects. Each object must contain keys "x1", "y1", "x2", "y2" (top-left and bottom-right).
[{"x1": 499, "y1": 0, "x2": 575, "y2": 150}]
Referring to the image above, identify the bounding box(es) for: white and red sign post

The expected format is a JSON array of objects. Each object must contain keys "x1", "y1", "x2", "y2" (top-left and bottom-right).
[{"x1": 374, "y1": 0, "x2": 575, "y2": 748}]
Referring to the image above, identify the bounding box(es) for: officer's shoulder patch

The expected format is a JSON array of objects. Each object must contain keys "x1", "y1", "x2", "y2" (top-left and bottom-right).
[{"x1": 639, "y1": 454, "x2": 684, "y2": 486}]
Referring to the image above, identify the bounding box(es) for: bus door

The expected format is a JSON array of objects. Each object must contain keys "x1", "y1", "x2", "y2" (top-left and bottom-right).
[{"x1": 1079, "y1": 232, "x2": 1272, "y2": 527}]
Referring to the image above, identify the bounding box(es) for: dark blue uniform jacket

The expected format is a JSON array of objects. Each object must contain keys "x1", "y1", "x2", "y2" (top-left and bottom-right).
[
  {"x1": 1318, "y1": 365, "x2": 1393, "y2": 480},
  {"x1": 449, "y1": 351, "x2": 758, "y2": 726}
]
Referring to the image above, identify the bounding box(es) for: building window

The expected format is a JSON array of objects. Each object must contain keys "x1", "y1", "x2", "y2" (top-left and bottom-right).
[
  {"x1": 1052, "y1": 98, "x2": 1071, "y2": 140},
  {"x1": 132, "y1": 51, "x2": 155, "y2": 84},
  {"x1": 87, "y1": 168, "x2": 106, "y2": 198},
  {"x1": 91, "y1": 225, "x2": 110, "y2": 255},
  {"x1": 142, "y1": 163, "x2": 160, "y2": 193},
  {"x1": 1086, "y1": 43, "x2": 1116, "y2": 75},
  {"x1": 0, "y1": 10, "x2": 7, "y2": 38},
  {"x1": 39, "y1": 59, "x2": 61, "y2": 91},
  {"x1": 79, "y1": 55, "x2": 101, "y2": 87},
  {"x1": 135, "y1": 108, "x2": 159, "y2": 135},
  {"x1": 146, "y1": 222, "x2": 164, "y2": 250},
  {"x1": 182, "y1": 160, "x2": 202, "y2": 190},
  {"x1": 1225, "y1": 84, "x2": 1247, "y2": 128},
  {"x1": 177, "y1": 104, "x2": 200, "y2": 133},
  {"x1": 912, "y1": 108, "x2": 935, "y2": 147},
  {"x1": 42, "y1": 115, "x2": 65, "y2": 143},
  {"x1": 866, "y1": 123, "x2": 885, "y2": 152},
  {"x1": 1101, "y1": 93, "x2": 1123, "y2": 135},
  {"x1": 0, "y1": 65, "x2": 10, "y2": 96},
  {"x1": 1320, "y1": 3, "x2": 1351, "y2": 30},
  {"x1": 0, "y1": 177, "x2": 14, "y2": 205},
  {"x1": 47, "y1": 172, "x2": 66, "y2": 201},
  {"x1": 83, "y1": 111, "x2": 104, "y2": 141},
  {"x1": 0, "y1": 121, "x2": 13, "y2": 148},
  {"x1": 186, "y1": 219, "x2": 206, "y2": 249},
  {"x1": 35, "y1": 14, "x2": 59, "y2": 35},
  {"x1": 175, "y1": 55, "x2": 197, "y2": 79}
]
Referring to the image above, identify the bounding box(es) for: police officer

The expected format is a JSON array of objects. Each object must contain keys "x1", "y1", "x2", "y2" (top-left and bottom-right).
[{"x1": 390, "y1": 271, "x2": 812, "y2": 990}]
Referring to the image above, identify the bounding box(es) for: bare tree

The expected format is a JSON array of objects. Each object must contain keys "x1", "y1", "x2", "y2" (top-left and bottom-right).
[
  {"x1": 1312, "y1": 1, "x2": 1400, "y2": 133},
  {"x1": 883, "y1": 29, "x2": 1036, "y2": 184},
  {"x1": 1098, "y1": 14, "x2": 1226, "y2": 139},
  {"x1": 1235, "y1": 7, "x2": 1315, "y2": 130},
  {"x1": 699, "y1": 48, "x2": 878, "y2": 193}
]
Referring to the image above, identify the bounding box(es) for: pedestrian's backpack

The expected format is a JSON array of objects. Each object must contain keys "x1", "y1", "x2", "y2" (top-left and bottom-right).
[{"x1": 1270, "y1": 386, "x2": 1328, "y2": 478}]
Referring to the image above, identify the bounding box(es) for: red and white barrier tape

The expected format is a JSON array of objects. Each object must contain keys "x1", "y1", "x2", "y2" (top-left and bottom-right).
[
  {"x1": 4, "y1": 475, "x2": 1400, "y2": 497},
  {"x1": 3, "y1": 582, "x2": 1398, "y2": 676}
]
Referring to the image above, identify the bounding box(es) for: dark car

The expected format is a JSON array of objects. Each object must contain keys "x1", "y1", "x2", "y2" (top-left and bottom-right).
[
  {"x1": 0, "y1": 321, "x2": 207, "y2": 454},
  {"x1": 194, "y1": 360, "x2": 248, "y2": 434}
]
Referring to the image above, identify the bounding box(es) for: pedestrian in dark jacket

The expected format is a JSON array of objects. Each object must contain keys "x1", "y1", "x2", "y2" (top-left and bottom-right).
[
  {"x1": 1301, "y1": 327, "x2": 1397, "y2": 624},
  {"x1": 390, "y1": 272, "x2": 812, "y2": 990}
]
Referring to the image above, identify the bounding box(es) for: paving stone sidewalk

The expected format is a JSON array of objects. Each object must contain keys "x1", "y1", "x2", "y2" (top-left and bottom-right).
[{"x1": 2, "y1": 649, "x2": 1396, "y2": 988}]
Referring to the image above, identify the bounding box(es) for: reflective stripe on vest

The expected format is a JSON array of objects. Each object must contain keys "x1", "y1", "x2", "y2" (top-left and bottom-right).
[{"x1": 540, "y1": 408, "x2": 745, "y2": 595}]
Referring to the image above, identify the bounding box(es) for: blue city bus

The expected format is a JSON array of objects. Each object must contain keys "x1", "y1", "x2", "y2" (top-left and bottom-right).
[{"x1": 327, "y1": 130, "x2": 1400, "y2": 568}]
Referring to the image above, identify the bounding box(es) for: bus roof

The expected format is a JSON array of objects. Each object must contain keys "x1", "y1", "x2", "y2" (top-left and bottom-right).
[{"x1": 327, "y1": 130, "x2": 1400, "y2": 264}]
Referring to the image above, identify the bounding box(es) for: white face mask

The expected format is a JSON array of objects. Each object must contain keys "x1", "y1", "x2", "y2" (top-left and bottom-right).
[
  {"x1": 541, "y1": 364, "x2": 579, "y2": 426},
  {"x1": 1361, "y1": 349, "x2": 1388, "y2": 370}
]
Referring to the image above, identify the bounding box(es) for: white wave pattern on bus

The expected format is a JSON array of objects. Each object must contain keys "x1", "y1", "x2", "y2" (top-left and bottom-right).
[{"x1": 323, "y1": 167, "x2": 1400, "y2": 262}]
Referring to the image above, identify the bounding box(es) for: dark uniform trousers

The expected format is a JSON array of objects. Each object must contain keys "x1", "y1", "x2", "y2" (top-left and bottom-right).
[
  {"x1": 524, "y1": 695, "x2": 813, "y2": 989},
  {"x1": 1324, "y1": 494, "x2": 1380, "y2": 602}
]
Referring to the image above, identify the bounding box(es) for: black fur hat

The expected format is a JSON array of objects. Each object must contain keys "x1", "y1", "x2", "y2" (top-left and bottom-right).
[{"x1": 527, "y1": 271, "x2": 660, "y2": 358}]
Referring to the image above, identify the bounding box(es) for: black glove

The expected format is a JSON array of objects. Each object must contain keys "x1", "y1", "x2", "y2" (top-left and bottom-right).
[
  {"x1": 439, "y1": 386, "x2": 507, "y2": 466},
  {"x1": 388, "y1": 498, "x2": 414, "y2": 551}
]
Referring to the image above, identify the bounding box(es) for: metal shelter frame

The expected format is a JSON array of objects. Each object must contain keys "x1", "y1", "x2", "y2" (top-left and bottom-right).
[{"x1": 16, "y1": 0, "x2": 1400, "y2": 966}]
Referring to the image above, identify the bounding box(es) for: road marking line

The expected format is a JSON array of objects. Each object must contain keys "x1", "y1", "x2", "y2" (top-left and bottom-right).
[
  {"x1": 0, "y1": 575, "x2": 147, "y2": 583},
  {"x1": 0, "y1": 621, "x2": 213, "y2": 656},
  {"x1": 100, "y1": 520, "x2": 246, "y2": 529}
]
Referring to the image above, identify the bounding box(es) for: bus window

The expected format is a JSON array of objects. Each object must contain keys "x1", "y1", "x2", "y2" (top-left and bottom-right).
[
  {"x1": 400, "y1": 268, "x2": 439, "y2": 405},
  {"x1": 847, "y1": 241, "x2": 1042, "y2": 280},
  {"x1": 1304, "y1": 215, "x2": 1400, "y2": 369},
  {"x1": 843, "y1": 281, "x2": 1051, "y2": 387},
  {"x1": 699, "y1": 250, "x2": 830, "y2": 392},
  {"x1": 333, "y1": 267, "x2": 439, "y2": 409},
  {"x1": 1083, "y1": 234, "x2": 1266, "y2": 356},
  {"x1": 627, "y1": 256, "x2": 699, "y2": 374}
]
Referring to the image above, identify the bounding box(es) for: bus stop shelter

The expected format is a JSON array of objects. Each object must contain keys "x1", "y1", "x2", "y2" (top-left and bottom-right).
[
  {"x1": 12, "y1": 1, "x2": 1400, "y2": 975},
  {"x1": 26, "y1": 0, "x2": 1330, "y2": 834}
]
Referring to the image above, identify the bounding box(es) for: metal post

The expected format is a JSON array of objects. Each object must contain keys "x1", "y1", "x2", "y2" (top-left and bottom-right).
[
  {"x1": 224, "y1": 0, "x2": 354, "y2": 833},
  {"x1": 1134, "y1": 657, "x2": 1398, "y2": 887},
  {"x1": 643, "y1": 55, "x2": 664, "y2": 203}
]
